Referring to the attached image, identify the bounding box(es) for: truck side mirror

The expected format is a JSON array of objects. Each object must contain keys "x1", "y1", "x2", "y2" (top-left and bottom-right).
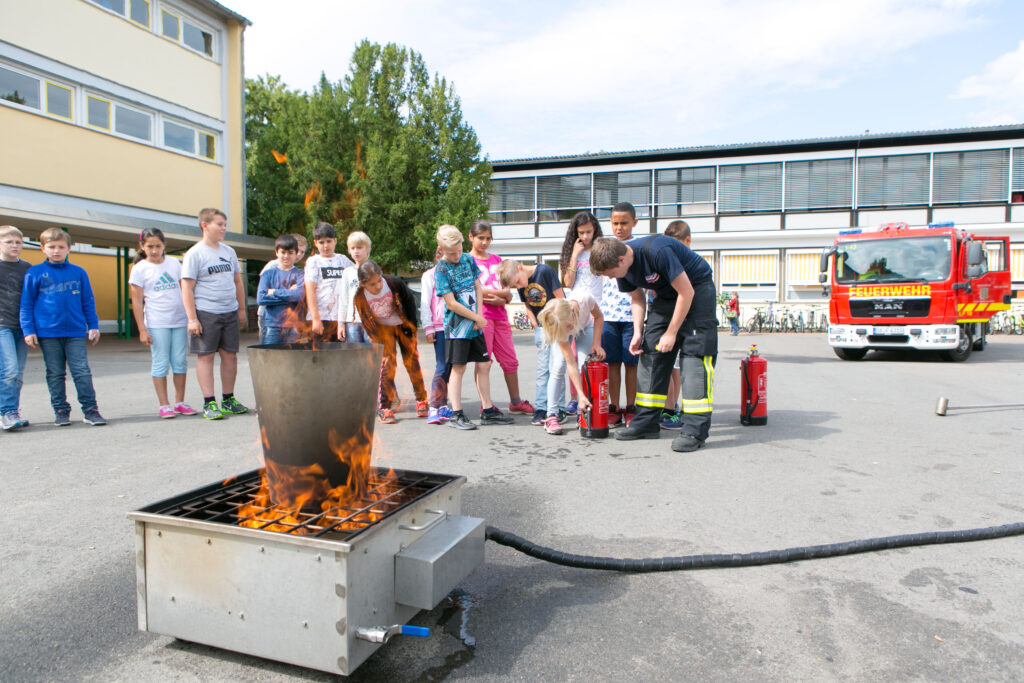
[
  {"x1": 818, "y1": 273, "x2": 828, "y2": 284},
  {"x1": 819, "y1": 247, "x2": 835, "y2": 274},
  {"x1": 966, "y1": 265, "x2": 982, "y2": 278},
  {"x1": 966, "y1": 242, "x2": 984, "y2": 267}
]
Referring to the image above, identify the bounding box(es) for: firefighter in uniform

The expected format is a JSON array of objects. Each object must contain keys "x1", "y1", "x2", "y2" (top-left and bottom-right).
[{"x1": 590, "y1": 235, "x2": 717, "y2": 452}]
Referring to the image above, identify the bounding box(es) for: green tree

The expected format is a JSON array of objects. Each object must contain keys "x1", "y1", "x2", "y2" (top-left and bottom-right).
[{"x1": 244, "y1": 42, "x2": 491, "y2": 272}]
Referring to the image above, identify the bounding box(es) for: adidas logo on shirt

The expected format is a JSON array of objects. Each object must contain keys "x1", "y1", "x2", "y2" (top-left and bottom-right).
[{"x1": 153, "y1": 272, "x2": 179, "y2": 292}]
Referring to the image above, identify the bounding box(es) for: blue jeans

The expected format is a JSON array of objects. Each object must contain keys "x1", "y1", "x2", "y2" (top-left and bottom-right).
[
  {"x1": 346, "y1": 322, "x2": 369, "y2": 343},
  {"x1": 38, "y1": 337, "x2": 97, "y2": 414},
  {"x1": 533, "y1": 326, "x2": 565, "y2": 415},
  {"x1": 547, "y1": 323, "x2": 593, "y2": 414},
  {"x1": 728, "y1": 316, "x2": 740, "y2": 334},
  {"x1": 0, "y1": 327, "x2": 28, "y2": 415},
  {"x1": 430, "y1": 331, "x2": 452, "y2": 408},
  {"x1": 260, "y1": 326, "x2": 299, "y2": 345}
]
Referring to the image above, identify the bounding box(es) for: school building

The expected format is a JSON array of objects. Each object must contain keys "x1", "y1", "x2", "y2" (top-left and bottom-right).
[
  {"x1": 0, "y1": 0, "x2": 271, "y2": 333},
  {"x1": 487, "y1": 125, "x2": 1024, "y2": 320}
]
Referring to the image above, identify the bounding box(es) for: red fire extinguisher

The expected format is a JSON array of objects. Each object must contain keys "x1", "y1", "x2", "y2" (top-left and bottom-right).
[
  {"x1": 579, "y1": 357, "x2": 609, "y2": 438},
  {"x1": 740, "y1": 344, "x2": 767, "y2": 425}
]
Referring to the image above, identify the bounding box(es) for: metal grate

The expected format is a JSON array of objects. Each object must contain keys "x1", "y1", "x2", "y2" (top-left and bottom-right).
[{"x1": 138, "y1": 468, "x2": 458, "y2": 541}]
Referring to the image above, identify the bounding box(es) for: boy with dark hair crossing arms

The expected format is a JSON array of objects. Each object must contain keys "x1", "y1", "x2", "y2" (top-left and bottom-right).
[{"x1": 590, "y1": 233, "x2": 717, "y2": 452}]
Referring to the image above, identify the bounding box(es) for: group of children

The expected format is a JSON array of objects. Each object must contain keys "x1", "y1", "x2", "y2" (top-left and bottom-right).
[{"x1": 1, "y1": 201, "x2": 705, "y2": 440}]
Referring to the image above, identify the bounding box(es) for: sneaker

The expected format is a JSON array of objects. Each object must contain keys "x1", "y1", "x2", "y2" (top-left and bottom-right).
[
  {"x1": 203, "y1": 401, "x2": 224, "y2": 420},
  {"x1": 415, "y1": 400, "x2": 429, "y2": 418},
  {"x1": 13, "y1": 411, "x2": 29, "y2": 428},
  {"x1": 671, "y1": 434, "x2": 706, "y2": 452},
  {"x1": 565, "y1": 399, "x2": 579, "y2": 415},
  {"x1": 159, "y1": 405, "x2": 176, "y2": 419},
  {"x1": 660, "y1": 411, "x2": 682, "y2": 430},
  {"x1": 448, "y1": 411, "x2": 477, "y2": 430},
  {"x1": 378, "y1": 409, "x2": 397, "y2": 424},
  {"x1": 220, "y1": 396, "x2": 249, "y2": 415},
  {"x1": 623, "y1": 405, "x2": 636, "y2": 427},
  {"x1": 54, "y1": 410, "x2": 72, "y2": 427},
  {"x1": 480, "y1": 406, "x2": 514, "y2": 425},
  {"x1": 2, "y1": 413, "x2": 21, "y2": 431},
  {"x1": 174, "y1": 402, "x2": 198, "y2": 416},
  {"x1": 531, "y1": 410, "x2": 547, "y2": 426},
  {"x1": 613, "y1": 425, "x2": 660, "y2": 441},
  {"x1": 607, "y1": 405, "x2": 622, "y2": 427},
  {"x1": 82, "y1": 409, "x2": 108, "y2": 426},
  {"x1": 509, "y1": 398, "x2": 534, "y2": 414},
  {"x1": 437, "y1": 406, "x2": 453, "y2": 422},
  {"x1": 543, "y1": 415, "x2": 563, "y2": 435},
  {"x1": 427, "y1": 407, "x2": 442, "y2": 425},
  {"x1": 556, "y1": 409, "x2": 570, "y2": 424}
]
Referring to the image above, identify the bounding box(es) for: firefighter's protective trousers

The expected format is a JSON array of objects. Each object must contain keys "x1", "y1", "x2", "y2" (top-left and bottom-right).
[{"x1": 631, "y1": 278, "x2": 718, "y2": 439}]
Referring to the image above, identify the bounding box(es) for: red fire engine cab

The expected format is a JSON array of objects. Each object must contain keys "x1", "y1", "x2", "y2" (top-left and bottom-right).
[{"x1": 819, "y1": 222, "x2": 1013, "y2": 362}]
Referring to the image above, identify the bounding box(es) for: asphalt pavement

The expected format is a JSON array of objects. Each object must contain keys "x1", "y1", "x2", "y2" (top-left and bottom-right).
[{"x1": 1, "y1": 330, "x2": 1023, "y2": 681}]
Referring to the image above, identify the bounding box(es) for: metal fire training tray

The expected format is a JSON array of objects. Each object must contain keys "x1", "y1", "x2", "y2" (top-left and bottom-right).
[
  {"x1": 128, "y1": 467, "x2": 482, "y2": 676},
  {"x1": 129, "y1": 467, "x2": 466, "y2": 551}
]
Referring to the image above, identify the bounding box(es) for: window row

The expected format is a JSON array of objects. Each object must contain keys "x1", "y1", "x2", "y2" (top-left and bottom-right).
[
  {"x1": 0, "y1": 62, "x2": 217, "y2": 162},
  {"x1": 489, "y1": 149, "x2": 1024, "y2": 223},
  {"x1": 85, "y1": 0, "x2": 216, "y2": 59}
]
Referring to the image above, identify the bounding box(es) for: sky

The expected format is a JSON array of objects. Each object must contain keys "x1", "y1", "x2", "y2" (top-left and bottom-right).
[{"x1": 241, "y1": 0, "x2": 1024, "y2": 162}]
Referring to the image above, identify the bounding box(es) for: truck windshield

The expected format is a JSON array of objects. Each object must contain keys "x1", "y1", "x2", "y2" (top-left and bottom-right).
[{"x1": 835, "y1": 236, "x2": 952, "y2": 284}]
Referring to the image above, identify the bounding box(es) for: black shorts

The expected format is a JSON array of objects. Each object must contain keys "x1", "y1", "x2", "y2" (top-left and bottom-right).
[
  {"x1": 190, "y1": 310, "x2": 240, "y2": 355},
  {"x1": 445, "y1": 336, "x2": 490, "y2": 365}
]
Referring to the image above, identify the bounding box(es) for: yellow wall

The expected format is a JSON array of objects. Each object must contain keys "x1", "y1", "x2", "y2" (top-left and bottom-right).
[
  {"x1": 21, "y1": 247, "x2": 122, "y2": 321},
  {"x1": 0, "y1": 105, "x2": 222, "y2": 215},
  {"x1": 0, "y1": 0, "x2": 222, "y2": 119},
  {"x1": 226, "y1": 20, "x2": 244, "y2": 231}
]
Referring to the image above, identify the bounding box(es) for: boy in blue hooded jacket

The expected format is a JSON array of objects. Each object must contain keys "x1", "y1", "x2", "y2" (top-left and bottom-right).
[{"x1": 20, "y1": 228, "x2": 106, "y2": 426}]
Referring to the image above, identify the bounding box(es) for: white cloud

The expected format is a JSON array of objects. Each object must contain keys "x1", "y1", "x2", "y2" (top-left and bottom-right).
[
  {"x1": 954, "y1": 39, "x2": 1024, "y2": 124},
  {"x1": 241, "y1": 0, "x2": 995, "y2": 158}
]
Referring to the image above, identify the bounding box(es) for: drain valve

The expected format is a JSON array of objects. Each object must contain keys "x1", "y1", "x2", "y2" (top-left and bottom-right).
[{"x1": 356, "y1": 625, "x2": 431, "y2": 644}]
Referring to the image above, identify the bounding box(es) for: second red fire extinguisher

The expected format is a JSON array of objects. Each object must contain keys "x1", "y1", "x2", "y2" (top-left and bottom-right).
[
  {"x1": 740, "y1": 344, "x2": 767, "y2": 425},
  {"x1": 579, "y1": 357, "x2": 609, "y2": 438}
]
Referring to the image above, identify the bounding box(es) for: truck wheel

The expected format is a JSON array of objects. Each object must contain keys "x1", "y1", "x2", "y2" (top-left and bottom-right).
[
  {"x1": 834, "y1": 348, "x2": 868, "y2": 361},
  {"x1": 944, "y1": 329, "x2": 973, "y2": 362}
]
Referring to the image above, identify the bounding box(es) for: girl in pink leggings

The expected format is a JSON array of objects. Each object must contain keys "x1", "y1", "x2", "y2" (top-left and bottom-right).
[{"x1": 468, "y1": 219, "x2": 532, "y2": 416}]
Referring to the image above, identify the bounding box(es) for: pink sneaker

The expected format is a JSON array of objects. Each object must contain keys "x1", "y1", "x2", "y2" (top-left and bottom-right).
[
  {"x1": 174, "y1": 402, "x2": 199, "y2": 416},
  {"x1": 543, "y1": 415, "x2": 563, "y2": 435},
  {"x1": 509, "y1": 398, "x2": 534, "y2": 414},
  {"x1": 159, "y1": 405, "x2": 176, "y2": 419}
]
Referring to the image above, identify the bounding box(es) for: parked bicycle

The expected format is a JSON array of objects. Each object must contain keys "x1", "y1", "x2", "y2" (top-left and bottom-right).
[{"x1": 512, "y1": 309, "x2": 532, "y2": 330}]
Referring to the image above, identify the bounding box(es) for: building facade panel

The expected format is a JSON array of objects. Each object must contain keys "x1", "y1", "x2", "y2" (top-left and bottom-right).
[
  {"x1": 784, "y1": 211, "x2": 851, "y2": 229},
  {"x1": 719, "y1": 214, "x2": 781, "y2": 232},
  {"x1": 0, "y1": 105, "x2": 222, "y2": 215},
  {"x1": 930, "y1": 205, "x2": 1007, "y2": 224},
  {"x1": 1, "y1": 0, "x2": 223, "y2": 119}
]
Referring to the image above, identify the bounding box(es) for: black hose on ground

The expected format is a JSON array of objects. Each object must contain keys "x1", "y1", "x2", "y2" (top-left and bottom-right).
[{"x1": 484, "y1": 522, "x2": 1024, "y2": 573}]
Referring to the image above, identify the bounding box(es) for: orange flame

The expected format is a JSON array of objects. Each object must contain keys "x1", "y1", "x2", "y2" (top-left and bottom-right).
[
  {"x1": 304, "y1": 182, "x2": 322, "y2": 208},
  {"x1": 237, "y1": 423, "x2": 402, "y2": 535},
  {"x1": 271, "y1": 149, "x2": 288, "y2": 164}
]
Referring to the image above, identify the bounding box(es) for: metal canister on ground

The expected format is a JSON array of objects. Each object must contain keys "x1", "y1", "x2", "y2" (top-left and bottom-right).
[
  {"x1": 579, "y1": 358, "x2": 609, "y2": 438},
  {"x1": 740, "y1": 344, "x2": 767, "y2": 425}
]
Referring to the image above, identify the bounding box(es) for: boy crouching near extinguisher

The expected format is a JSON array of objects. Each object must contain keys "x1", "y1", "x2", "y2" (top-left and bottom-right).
[
  {"x1": 353, "y1": 261, "x2": 428, "y2": 425},
  {"x1": 535, "y1": 292, "x2": 604, "y2": 435}
]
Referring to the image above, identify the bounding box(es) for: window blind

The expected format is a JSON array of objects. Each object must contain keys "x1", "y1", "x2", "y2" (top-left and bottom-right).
[
  {"x1": 537, "y1": 174, "x2": 591, "y2": 209},
  {"x1": 932, "y1": 149, "x2": 1009, "y2": 203},
  {"x1": 719, "y1": 252, "x2": 778, "y2": 284},
  {"x1": 784, "y1": 158, "x2": 853, "y2": 210},
  {"x1": 719, "y1": 163, "x2": 782, "y2": 213},
  {"x1": 856, "y1": 154, "x2": 929, "y2": 207},
  {"x1": 594, "y1": 170, "x2": 650, "y2": 207},
  {"x1": 1012, "y1": 148, "x2": 1024, "y2": 191}
]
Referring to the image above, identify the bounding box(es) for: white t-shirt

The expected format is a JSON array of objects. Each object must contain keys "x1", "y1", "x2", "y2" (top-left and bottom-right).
[
  {"x1": 336, "y1": 264, "x2": 363, "y2": 324},
  {"x1": 568, "y1": 289, "x2": 596, "y2": 336},
  {"x1": 304, "y1": 253, "x2": 353, "y2": 321},
  {"x1": 181, "y1": 241, "x2": 241, "y2": 314},
  {"x1": 365, "y1": 279, "x2": 402, "y2": 326},
  {"x1": 571, "y1": 250, "x2": 603, "y2": 304},
  {"x1": 128, "y1": 257, "x2": 188, "y2": 328}
]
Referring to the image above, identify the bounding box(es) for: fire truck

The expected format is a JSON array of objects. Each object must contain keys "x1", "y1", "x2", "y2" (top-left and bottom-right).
[{"x1": 818, "y1": 222, "x2": 1013, "y2": 362}]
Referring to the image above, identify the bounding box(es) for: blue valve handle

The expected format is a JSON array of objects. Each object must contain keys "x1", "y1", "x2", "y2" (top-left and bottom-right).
[{"x1": 401, "y1": 625, "x2": 430, "y2": 637}]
